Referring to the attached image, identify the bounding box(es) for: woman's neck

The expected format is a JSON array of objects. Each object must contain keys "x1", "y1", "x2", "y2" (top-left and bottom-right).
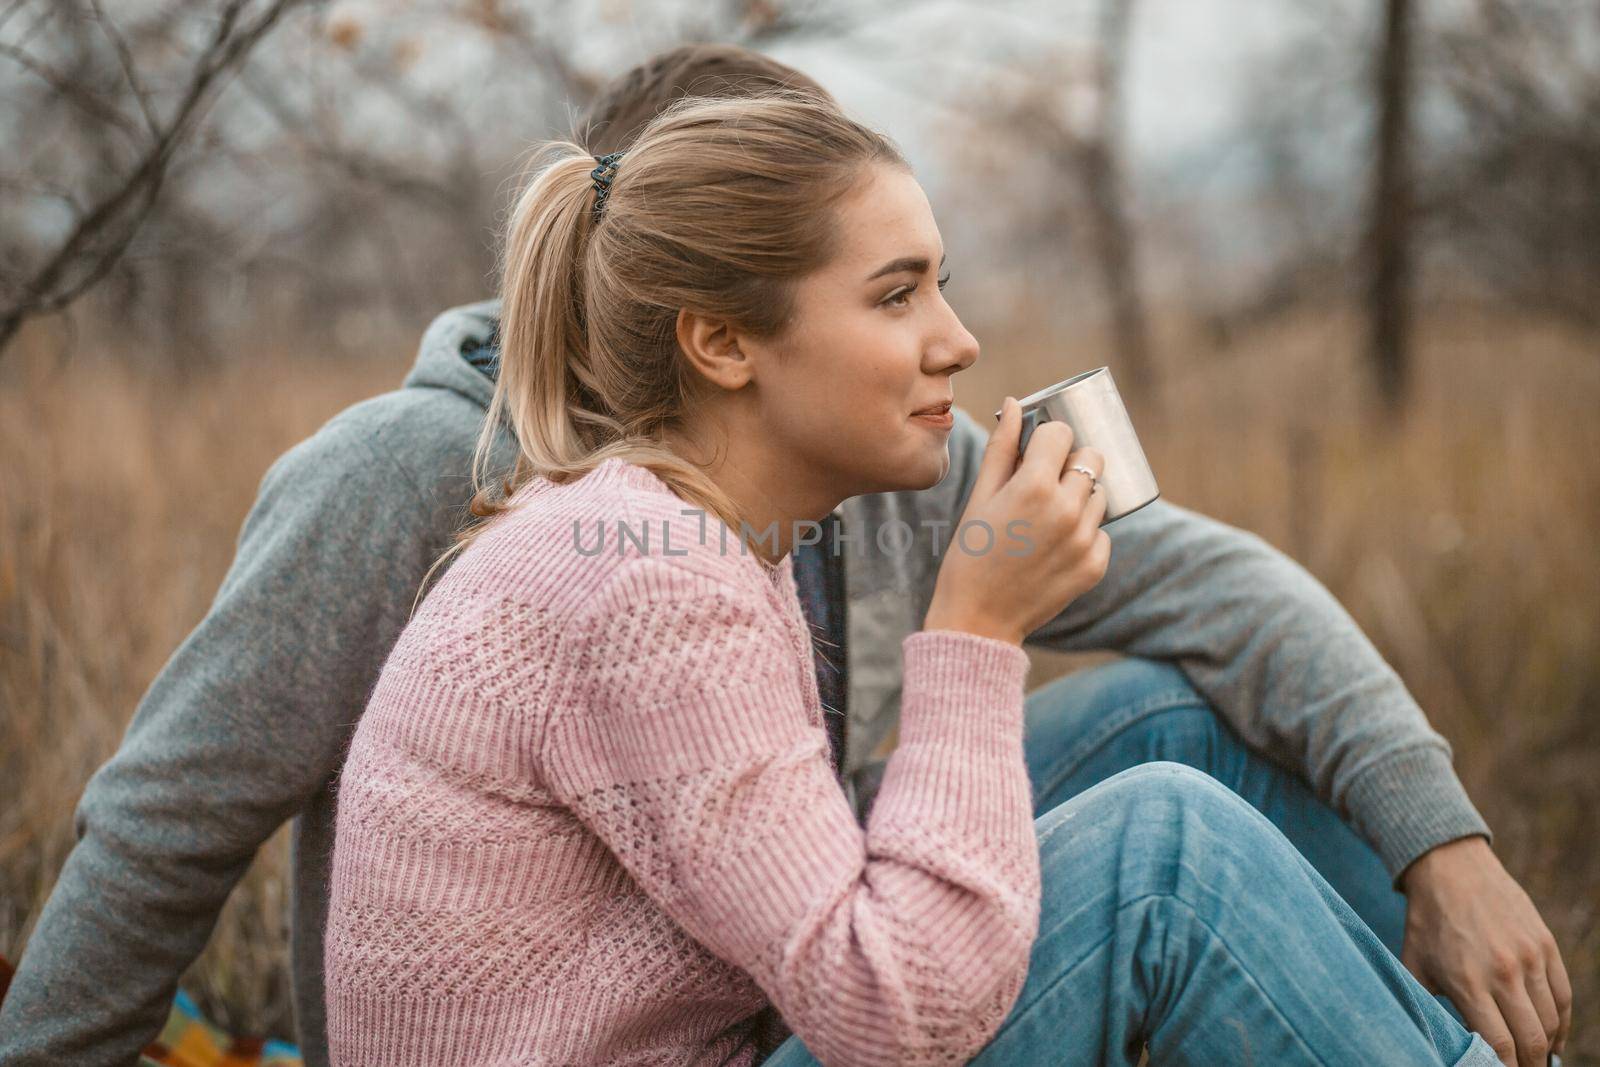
[{"x1": 660, "y1": 423, "x2": 840, "y2": 567}]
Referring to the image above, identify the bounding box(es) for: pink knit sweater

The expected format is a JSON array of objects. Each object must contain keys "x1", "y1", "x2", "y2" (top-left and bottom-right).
[{"x1": 324, "y1": 457, "x2": 1040, "y2": 1066}]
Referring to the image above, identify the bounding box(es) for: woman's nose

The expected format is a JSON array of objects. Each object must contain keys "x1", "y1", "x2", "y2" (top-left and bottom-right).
[{"x1": 925, "y1": 311, "x2": 980, "y2": 375}]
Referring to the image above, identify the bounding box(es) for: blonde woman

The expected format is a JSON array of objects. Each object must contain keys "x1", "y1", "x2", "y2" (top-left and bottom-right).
[{"x1": 322, "y1": 93, "x2": 1500, "y2": 1066}]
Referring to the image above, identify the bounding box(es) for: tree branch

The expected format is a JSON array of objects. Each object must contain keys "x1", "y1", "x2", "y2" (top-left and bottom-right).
[
  {"x1": 237, "y1": 69, "x2": 472, "y2": 212},
  {"x1": 0, "y1": 0, "x2": 311, "y2": 354},
  {"x1": 87, "y1": 0, "x2": 161, "y2": 140},
  {"x1": 0, "y1": 37, "x2": 139, "y2": 136}
]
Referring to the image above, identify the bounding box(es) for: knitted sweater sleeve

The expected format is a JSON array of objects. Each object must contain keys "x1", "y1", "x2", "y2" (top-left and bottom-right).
[{"x1": 540, "y1": 558, "x2": 1039, "y2": 1067}]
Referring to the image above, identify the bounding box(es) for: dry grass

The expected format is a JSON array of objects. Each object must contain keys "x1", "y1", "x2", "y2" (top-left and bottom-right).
[
  {"x1": 1, "y1": 306, "x2": 1596, "y2": 1058},
  {"x1": 0, "y1": 346, "x2": 402, "y2": 1034}
]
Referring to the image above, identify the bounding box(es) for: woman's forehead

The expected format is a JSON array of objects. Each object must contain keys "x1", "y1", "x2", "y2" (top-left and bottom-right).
[{"x1": 829, "y1": 166, "x2": 943, "y2": 275}]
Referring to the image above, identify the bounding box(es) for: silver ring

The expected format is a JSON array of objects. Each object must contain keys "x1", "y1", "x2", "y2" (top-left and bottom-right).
[{"x1": 1068, "y1": 465, "x2": 1099, "y2": 492}]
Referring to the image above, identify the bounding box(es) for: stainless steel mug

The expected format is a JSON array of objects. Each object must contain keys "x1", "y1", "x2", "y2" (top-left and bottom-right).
[{"x1": 993, "y1": 366, "x2": 1160, "y2": 525}]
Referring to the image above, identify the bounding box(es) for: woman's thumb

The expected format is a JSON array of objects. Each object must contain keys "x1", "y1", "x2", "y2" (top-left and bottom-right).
[{"x1": 970, "y1": 397, "x2": 1023, "y2": 505}]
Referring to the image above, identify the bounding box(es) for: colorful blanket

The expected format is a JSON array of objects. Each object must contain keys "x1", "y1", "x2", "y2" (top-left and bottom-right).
[{"x1": 138, "y1": 991, "x2": 302, "y2": 1067}]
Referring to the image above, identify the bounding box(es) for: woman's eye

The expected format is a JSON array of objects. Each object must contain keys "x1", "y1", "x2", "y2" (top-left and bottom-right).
[{"x1": 883, "y1": 273, "x2": 950, "y2": 308}]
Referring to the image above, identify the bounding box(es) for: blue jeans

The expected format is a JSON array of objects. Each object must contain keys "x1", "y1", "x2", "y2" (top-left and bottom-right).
[{"x1": 765, "y1": 657, "x2": 1500, "y2": 1065}]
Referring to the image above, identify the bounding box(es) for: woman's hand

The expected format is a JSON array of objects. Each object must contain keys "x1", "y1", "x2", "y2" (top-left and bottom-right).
[{"x1": 924, "y1": 397, "x2": 1110, "y2": 645}]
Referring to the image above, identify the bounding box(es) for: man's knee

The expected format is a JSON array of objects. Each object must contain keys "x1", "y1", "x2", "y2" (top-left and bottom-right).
[
  {"x1": 1035, "y1": 761, "x2": 1257, "y2": 862},
  {"x1": 1096, "y1": 760, "x2": 1240, "y2": 812}
]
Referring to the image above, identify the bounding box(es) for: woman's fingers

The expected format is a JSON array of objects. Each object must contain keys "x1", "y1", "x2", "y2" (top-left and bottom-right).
[
  {"x1": 1083, "y1": 477, "x2": 1109, "y2": 528},
  {"x1": 1016, "y1": 418, "x2": 1075, "y2": 485},
  {"x1": 971, "y1": 397, "x2": 1023, "y2": 506},
  {"x1": 1060, "y1": 446, "x2": 1105, "y2": 494},
  {"x1": 1058, "y1": 447, "x2": 1107, "y2": 547}
]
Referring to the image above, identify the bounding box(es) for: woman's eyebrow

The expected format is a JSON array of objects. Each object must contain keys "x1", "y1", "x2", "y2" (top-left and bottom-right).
[{"x1": 864, "y1": 252, "x2": 946, "y2": 282}]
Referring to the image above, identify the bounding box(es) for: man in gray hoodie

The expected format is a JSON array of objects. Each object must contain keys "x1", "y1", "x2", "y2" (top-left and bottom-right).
[{"x1": 0, "y1": 44, "x2": 1570, "y2": 1067}]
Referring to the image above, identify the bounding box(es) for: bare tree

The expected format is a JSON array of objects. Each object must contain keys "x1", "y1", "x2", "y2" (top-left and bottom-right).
[
  {"x1": 0, "y1": 0, "x2": 312, "y2": 356},
  {"x1": 0, "y1": 0, "x2": 914, "y2": 367},
  {"x1": 1074, "y1": 0, "x2": 1151, "y2": 403},
  {"x1": 1364, "y1": 0, "x2": 1415, "y2": 414},
  {"x1": 1240, "y1": 0, "x2": 1600, "y2": 405},
  {"x1": 1427, "y1": 0, "x2": 1600, "y2": 332},
  {"x1": 970, "y1": 1, "x2": 1155, "y2": 407}
]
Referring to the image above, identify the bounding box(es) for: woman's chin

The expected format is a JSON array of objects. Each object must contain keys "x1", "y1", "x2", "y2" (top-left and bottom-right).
[
  {"x1": 877, "y1": 442, "x2": 949, "y2": 493},
  {"x1": 835, "y1": 434, "x2": 949, "y2": 497}
]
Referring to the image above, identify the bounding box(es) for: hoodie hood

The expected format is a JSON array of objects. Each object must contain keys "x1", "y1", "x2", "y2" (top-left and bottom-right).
[{"x1": 401, "y1": 298, "x2": 503, "y2": 411}]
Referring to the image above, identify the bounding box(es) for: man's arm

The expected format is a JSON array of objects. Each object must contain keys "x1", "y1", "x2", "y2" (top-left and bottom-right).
[
  {"x1": 0, "y1": 413, "x2": 454, "y2": 1066},
  {"x1": 942, "y1": 406, "x2": 1489, "y2": 881}
]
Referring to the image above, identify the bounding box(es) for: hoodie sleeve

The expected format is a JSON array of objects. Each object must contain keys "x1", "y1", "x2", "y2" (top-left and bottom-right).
[
  {"x1": 944, "y1": 406, "x2": 1489, "y2": 882},
  {"x1": 541, "y1": 559, "x2": 1039, "y2": 1067},
  {"x1": 0, "y1": 411, "x2": 460, "y2": 1067}
]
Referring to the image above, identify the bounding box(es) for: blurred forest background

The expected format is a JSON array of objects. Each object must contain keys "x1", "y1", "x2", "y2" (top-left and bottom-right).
[{"x1": 2, "y1": 0, "x2": 1598, "y2": 1059}]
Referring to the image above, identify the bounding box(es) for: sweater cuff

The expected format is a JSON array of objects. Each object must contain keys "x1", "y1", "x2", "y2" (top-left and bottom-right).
[
  {"x1": 898, "y1": 630, "x2": 1031, "y2": 748},
  {"x1": 1343, "y1": 745, "x2": 1492, "y2": 886}
]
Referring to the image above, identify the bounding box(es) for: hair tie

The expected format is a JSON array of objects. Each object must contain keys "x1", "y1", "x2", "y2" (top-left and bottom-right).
[{"x1": 590, "y1": 151, "x2": 624, "y2": 223}]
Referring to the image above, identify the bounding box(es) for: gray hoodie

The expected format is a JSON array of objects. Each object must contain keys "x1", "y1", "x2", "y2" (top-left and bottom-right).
[{"x1": 0, "y1": 299, "x2": 1489, "y2": 1067}]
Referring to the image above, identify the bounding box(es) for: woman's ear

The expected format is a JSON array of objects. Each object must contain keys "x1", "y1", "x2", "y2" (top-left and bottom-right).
[{"x1": 675, "y1": 308, "x2": 754, "y2": 392}]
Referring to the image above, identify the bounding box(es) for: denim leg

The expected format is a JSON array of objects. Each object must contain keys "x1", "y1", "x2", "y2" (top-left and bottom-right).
[
  {"x1": 973, "y1": 764, "x2": 1497, "y2": 1066},
  {"x1": 763, "y1": 764, "x2": 1498, "y2": 1066},
  {"x1": 1021, "y1": 656, "x2": 1409, "y2": 959}
]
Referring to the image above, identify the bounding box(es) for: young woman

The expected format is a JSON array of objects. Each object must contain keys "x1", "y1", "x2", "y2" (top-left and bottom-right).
[{"x1": 322, "y1": 93, "x2": 1498, "y2": 1066}]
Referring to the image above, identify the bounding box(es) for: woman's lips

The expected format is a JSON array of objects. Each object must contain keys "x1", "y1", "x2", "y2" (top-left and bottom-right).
[{"x1": 910, "y1": 402, "x2": 954, "y2": 430}]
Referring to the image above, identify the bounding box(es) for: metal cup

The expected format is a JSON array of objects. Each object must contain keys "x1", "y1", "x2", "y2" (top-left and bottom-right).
[{"x1": 993, "y1": 366, "x2": 1160, "y2": 525}]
